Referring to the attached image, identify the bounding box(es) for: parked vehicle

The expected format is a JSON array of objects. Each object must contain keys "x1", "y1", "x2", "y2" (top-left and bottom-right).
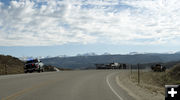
[
  {"x1": 24, "y1": 59, "x2": 44, "y2": 73},
  {"x1": 95, "y1": 63, "x2": 127, "y2": 69},
  {"x1": 151, "y1": 64, "x2": 166, "y2": 72}
]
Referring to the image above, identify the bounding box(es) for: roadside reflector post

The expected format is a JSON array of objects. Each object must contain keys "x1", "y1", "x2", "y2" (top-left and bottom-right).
[
  {"x1": 4, "y1": 64, "x2": 7, "y2": 75},
  {"x1": 130, "y1": 64, "x2": 132, "y2": 79},
  {"x1": 138, "y1": 64, "x2": 140, "y2": 85},
  {"x1": 131, "y1": 65, "x2": 132, "y2": 75}
]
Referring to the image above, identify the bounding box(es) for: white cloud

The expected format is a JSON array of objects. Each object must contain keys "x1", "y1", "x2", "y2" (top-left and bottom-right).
[{"x1": 0, "y1": 0, "x2": 180, "y2": 46}]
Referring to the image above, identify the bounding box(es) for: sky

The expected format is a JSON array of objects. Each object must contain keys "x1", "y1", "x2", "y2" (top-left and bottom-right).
[{"x1": 0, "y1": 0, "x2": 180, "y2": 57}]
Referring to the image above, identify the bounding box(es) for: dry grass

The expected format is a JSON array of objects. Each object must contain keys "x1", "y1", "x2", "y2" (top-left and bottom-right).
[
  {"x1": 0, "y1": 64, "x2": 24, "y2": 75},
  {"x1": 130, "y1": 65, "x2": 180, "y2": 95},
  {"x1": 130, "y1": 70, "x2": 165, "y2": 95},
  {"x1": 0, "y1": 55, "x2": 24, "y2": 75}
]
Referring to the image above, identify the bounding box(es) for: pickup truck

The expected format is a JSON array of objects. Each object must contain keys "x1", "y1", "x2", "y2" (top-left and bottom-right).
[{"x1": 24, "y1": 59, "x2": 44, "y2": 73}]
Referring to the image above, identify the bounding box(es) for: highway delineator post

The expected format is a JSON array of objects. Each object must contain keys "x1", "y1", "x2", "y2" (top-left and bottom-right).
[
  {"x1": 4, "y1": 64, "x2": 7, "y2": 75},
  {"x1": 137, "y1": 64, "x2": 140, "y2": 85},
  {"x1": 130, "y1": 65, "x2": 132, "y2": 75}
]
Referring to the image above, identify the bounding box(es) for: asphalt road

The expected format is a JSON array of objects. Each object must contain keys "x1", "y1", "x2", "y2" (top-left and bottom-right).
[{"x1": 0, "y1": 70, "x2": 135, "y2": 100}]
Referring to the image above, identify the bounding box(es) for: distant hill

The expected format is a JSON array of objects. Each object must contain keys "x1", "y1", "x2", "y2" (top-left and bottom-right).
[
  {"x1": 41, "y1": 53, "x2": 180, "y2": 69},
  {"x1": 0, "y1": 55, "x2": 24, "y2": 75}
]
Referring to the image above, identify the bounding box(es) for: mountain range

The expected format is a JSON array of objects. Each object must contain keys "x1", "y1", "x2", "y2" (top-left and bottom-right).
[{"x1": 41, "y1": 53, "x2": 180, "y2": 69}]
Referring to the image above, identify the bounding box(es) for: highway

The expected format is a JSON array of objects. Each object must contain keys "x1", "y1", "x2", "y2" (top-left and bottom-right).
[{"x1": 0, "y1": 70, "x2": 135, "y2": 100}]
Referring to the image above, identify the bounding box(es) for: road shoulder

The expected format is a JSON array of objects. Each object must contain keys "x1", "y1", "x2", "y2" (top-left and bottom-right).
[{"x1": 116, "y1": 71, "x2": 164, "y2": 100}]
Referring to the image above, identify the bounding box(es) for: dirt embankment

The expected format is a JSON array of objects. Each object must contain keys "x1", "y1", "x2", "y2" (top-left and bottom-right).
[{"x1": 0, "y1": 55, "x2": 24, "y2": 75}]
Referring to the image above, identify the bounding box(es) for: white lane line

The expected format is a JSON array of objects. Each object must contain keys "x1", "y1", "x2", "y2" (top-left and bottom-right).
[{"x1": 106, "y1": 72, "x2": 124, "y2": 100}]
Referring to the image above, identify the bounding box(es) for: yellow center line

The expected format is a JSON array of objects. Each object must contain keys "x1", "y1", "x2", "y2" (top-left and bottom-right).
[{"x1": 1, "y1": 79, "x2": 59, "y2": 100}]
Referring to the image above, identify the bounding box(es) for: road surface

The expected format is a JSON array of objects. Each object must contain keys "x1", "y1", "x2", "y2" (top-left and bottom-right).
[{"x1": 0, "y1": 70, "x2": 135, "y2": 100}]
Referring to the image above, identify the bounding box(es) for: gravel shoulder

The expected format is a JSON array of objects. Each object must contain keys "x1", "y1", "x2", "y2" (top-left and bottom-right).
[{"x1": 116, "y1": 71, "x2": 164, "y2": 100}]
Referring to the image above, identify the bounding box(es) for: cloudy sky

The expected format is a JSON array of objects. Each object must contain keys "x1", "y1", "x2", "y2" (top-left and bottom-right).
[{"x1": 0, "y1": 0, "x2": 180, "y2": 57}]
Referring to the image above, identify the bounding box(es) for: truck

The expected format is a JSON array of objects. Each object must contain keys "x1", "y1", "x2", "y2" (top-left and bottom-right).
[
  {"x1": 24, "y1": 59, "x2": 44, "y2": 73},
  {"x1": 95, "y1": 63, "x2": 127, "y2": 69}
]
